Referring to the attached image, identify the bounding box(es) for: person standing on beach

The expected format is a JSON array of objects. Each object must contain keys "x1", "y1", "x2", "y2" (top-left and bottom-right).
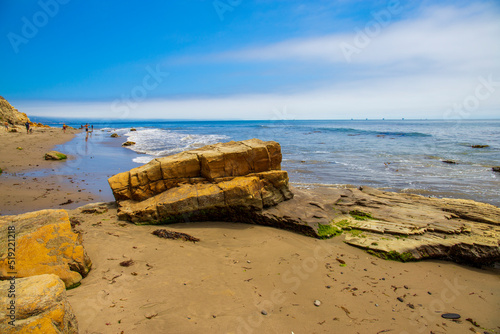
[
  {"x1": 4, "y1": 121, "x2": 8, "y2": 131},
  {"x1": 63, "y1": 123, "x2": 67, "y2": 133},
  {"x1": 25, "y1": 121, "x2": 30, "y2": 134},
  {"x1": 85, "y1": 123, "x2": 89, "y2": 141}
]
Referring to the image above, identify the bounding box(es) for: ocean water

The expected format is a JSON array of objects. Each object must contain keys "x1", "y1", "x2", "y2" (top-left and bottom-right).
[{"x1": 31, "y1": 118, "x2": 500, "y2": 206}]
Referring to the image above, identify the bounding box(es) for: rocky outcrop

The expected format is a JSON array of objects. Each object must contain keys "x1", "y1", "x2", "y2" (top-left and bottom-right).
[
  {"x1": 122, "y1": 141, "x2": 135, "y2": 146},
  {"x1": 108, "y1": 139, "x2": 500, "y2": 265},
  {"x1": 0, "y1": 209, "x2": 92, "y2": 288},
  {"x1": 0, "y1": 96, "x2": 29, "y2": 126},
  {"x1": 44, "y1": 151, "x2": 68, "y2": 160},
  {"x1": 333, "y1": 187, "x2": 500, "y2": 264},
  {"x1": 109, "y1": 139, "x2": 293, "y2": 224},
  {"x1": 0, "y1": 274, "x2": 78, "y2": 334},
  {"x1": 262, "y1": 186, "x2": 500, "y2": 265}
]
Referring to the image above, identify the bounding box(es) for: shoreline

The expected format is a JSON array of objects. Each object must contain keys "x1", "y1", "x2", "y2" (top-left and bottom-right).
[
  {"x1": 0, "y1": 127, "x2": 108, "y2": 215},
  {"x1": 2, "y1": 125, "x2": 499, "y2": 214}
]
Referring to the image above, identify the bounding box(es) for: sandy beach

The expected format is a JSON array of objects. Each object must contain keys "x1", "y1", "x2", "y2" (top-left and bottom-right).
[
  {"x1": 0, "y1": 127, "x2": 107, "y2": 215},
  {"x1": 66, "y1": 204, "x2": 500, "y2": 334},
  {"x1": 1, "y1": 127, "x2": 499, "y2": 334}
]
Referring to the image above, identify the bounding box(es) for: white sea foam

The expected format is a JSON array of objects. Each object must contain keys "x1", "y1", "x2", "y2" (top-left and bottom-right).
[{"x1": 119, "y1": 128, "x2": 229, "y2": 164}]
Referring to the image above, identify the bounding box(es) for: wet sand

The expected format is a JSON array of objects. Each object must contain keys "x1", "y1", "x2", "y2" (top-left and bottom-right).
[
  {"x1": 0, "y1": 127, "x2": 106, "y2": 214},
  {"x1": 1, "y1": 126, "x2": 499, "y2": 333}
]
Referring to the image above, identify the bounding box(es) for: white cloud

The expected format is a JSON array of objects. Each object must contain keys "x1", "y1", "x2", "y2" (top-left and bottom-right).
[
  {"x1": 210, "y1": 2, "x2": 500, "y2": 72},
  {"x1": 17, "y1": 71, "x2": 500, "y2": 120}
]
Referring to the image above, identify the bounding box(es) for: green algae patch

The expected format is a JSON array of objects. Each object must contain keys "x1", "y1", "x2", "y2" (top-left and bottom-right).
[
  {"x1": 368, "y1": 250, "x2": 416, "y2": 262},
  {"x1": 334, "y1": 219, "x2": 351, "y2": 228},
  {"x1": 349, "y1": 210, "x2": 374, "y2": 221},
  {"x1": 55, "y1": 153, "x2": 67, "y2": 160},
  {"x1": 347, "y1": 228, "x2": 367, "y2": 237},
  {"x1": 317, "y1": 223, "x2": 342, "y2": 239}
]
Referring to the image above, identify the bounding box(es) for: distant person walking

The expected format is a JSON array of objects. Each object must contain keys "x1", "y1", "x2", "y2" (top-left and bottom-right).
[
  {"x1": 4, "y1": 121, "x2": 8, "y2": 131},
  {"x1": 85, "y1": 123, "x2": 89, "y2": 141},
  {"x1": 63, "y1": 123, "x2": 67, "y2": 133},
  {"x1": 25, "y1": 121, "x2": 30, "y2": 134}
]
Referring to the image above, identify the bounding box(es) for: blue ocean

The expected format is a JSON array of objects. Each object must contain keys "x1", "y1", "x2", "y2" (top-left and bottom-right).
[{"x1": 31, "y1": 118, "x2": 500, "y2": 207}]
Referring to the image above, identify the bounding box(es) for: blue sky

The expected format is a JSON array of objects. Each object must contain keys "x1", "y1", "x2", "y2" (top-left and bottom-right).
[{"x1": 0, "y1": 0, "x2": 499, "y2": 119}]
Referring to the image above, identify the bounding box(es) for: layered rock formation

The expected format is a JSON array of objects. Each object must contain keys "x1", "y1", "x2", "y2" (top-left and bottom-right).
[
  {"x1": 0, "y1": 96, "x2": 29, "y2": 125},
  {"x1": 0, "y1": 209, "x2": 92, "y2": 288},
  {"x1": 259, "y1": 186, "x2": 500, "y2": 265},
  {"x1": 0, "y1": 274, "x2": 79, "y2": 334},
  {"x1": 335, "y1": 187, "x2": 500, "y2": 264},
  {"x1": 109, "y1": 139, "x2": 293, "y2": 224}
]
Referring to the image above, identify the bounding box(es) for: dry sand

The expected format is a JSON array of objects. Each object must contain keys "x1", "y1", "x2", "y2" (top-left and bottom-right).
[
  {"x1": 0, "y1": 127, "x2": 106, "y2": 214},
  {"x1": 67, "y1": 205, "x2": 500, "y2": 334},
  {"x1": 2, "y1": 126, "x2": 499, "y2": 334}
]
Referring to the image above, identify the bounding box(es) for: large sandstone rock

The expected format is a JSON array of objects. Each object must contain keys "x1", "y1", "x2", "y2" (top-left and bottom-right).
[
  {"x1": 109, "y1": 139, "x2": 293, "y2": 224},
  {"x1": 0, "y1": 96, "x2": 29, "y2": 126},
  {"x1": 335, "y1": 187, "x2": 500, "y2": 264},
  {"x1": 0, "y1": 274, "x2": 78, "y2": 334},
  {"x1": 0, "y1": 209, "x2": 92, "y2": 288},
  {"x1": 258, "y1": 186, "x2": 500, "y2": 265}
]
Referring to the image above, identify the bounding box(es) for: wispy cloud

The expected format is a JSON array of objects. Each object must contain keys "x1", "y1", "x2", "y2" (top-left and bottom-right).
[{"x1": 207, "y1": 3, "x2": 500, "y2": 71}]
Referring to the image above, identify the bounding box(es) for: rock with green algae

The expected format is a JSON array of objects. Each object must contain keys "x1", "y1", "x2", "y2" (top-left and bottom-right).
[
  {"x1": 44, "y1": 151, "x2": 67, "y2": 160},
  {"x1": 261, "y1": 186, "x2": 500, "y2": 265}
]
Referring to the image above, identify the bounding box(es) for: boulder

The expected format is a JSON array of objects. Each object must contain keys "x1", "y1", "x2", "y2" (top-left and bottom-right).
[
  {"x1": 122, "y1": 141, "x2": 136, "y2": 146},
  {"x1": 44, "y1": 151, "x2": 67, "y2": 160},
  {"x1": 0, "y1": 209, "x2": 92, "y2": 288},
  {"x1": 0, "y1": 274, "x2": 78, "y2": 334},
  {"x1": 109, "y1": 139, "x2": 293, "y2": 224},
  {"x1": 110, "y1": 133, "x2": 119, "y2": 138},
  {"x1": 264, "y1": 186, "x2": 500, "y2": 265},
  {"x1": 492, "y1": 167, "x2": 500, "y2": 173}
]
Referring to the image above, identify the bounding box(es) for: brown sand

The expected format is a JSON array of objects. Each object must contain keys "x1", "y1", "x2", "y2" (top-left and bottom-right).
[
  {"x1": 2, "y1": 127, "x2": 499, "y2": 333},
  {"x1": 66, "y1": 205, "x2": 500, "y2": 334},
  {"x1": 0, "y1": 127, "x2": 105, "y2": 215}
]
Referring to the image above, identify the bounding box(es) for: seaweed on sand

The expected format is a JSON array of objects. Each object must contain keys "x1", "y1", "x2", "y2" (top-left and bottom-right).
[{"x1": 152, "y1": 229, "x2": 200, "y2": 243}]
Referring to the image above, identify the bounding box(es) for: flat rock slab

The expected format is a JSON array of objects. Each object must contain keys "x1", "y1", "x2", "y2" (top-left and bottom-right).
[
  {"x1": 0, "y1": 209, "x2": 92, "y2": 288},
  {"x1": 264, "y1": 186, "x2": 500, "y2": 265},
  {"x1": 0, "y1": 274, "x2": 78, "y2": 333}
]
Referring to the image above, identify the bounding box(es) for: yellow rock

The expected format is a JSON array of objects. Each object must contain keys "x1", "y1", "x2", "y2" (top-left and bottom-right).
[
  {"x1": 218, "y1": 176, "x2": 263, "y2": 210},
  {"x1": 107, "y1": 171, "x2": 131, "y2": 200},
  {"x1": 109, "y1": 139, "x2": 292, "y2": 224},
  {"x1": 108, "y1": 138, "x2": 284, "y2": 201},
  {"x1": 158, "y1": 152, "x2": 201, "y2": 179},
  {"x1": 0, "y1": 210, "x2": 92, "y2": 288},
  {"x1": 0, "y1": 274, "x2": 78, "y2": 334}
]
